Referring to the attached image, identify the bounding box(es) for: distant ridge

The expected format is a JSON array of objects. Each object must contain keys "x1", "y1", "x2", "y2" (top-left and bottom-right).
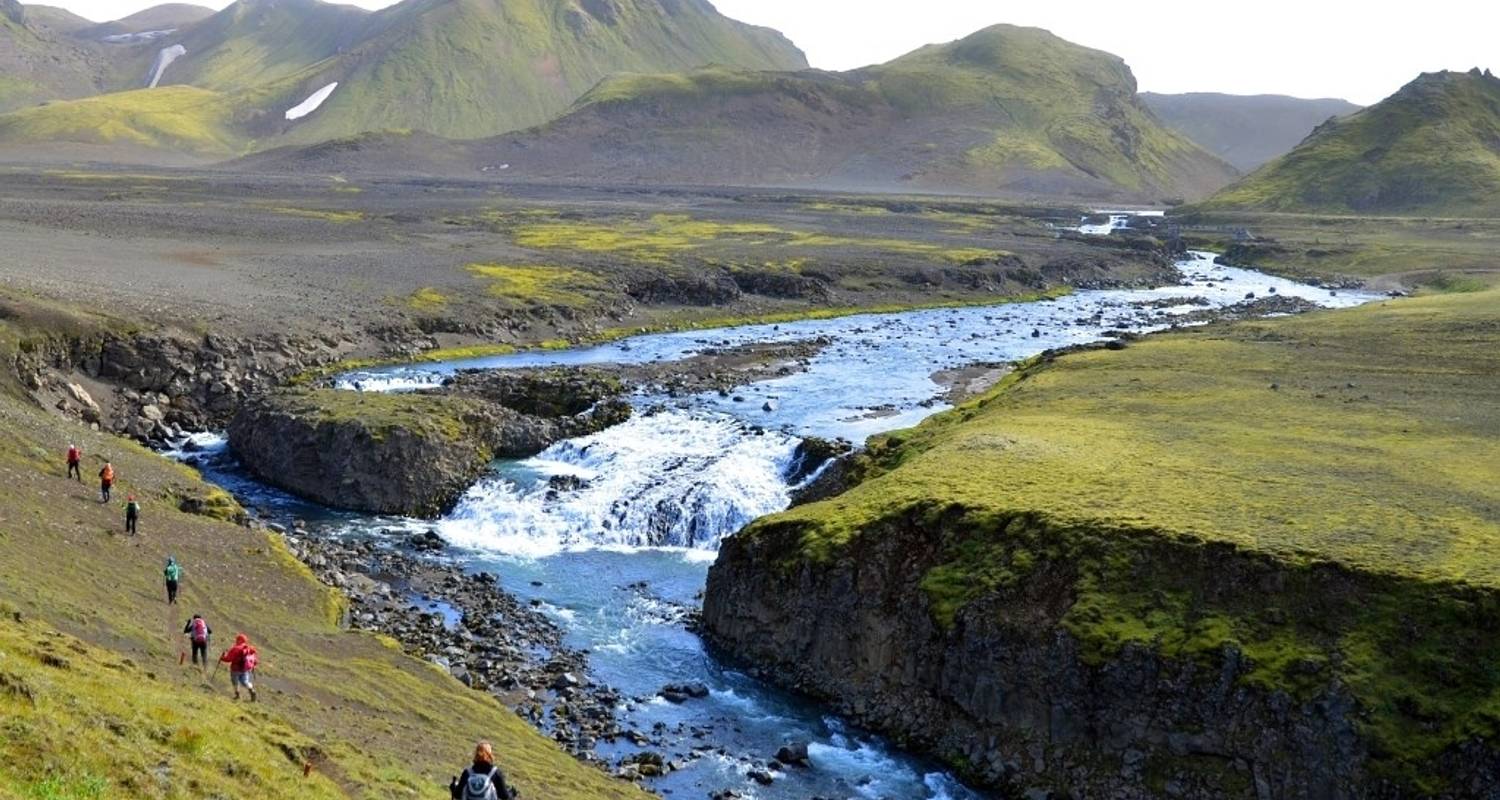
[
  {"x1": 1141, "y1": 92, "x2": 1361, "y2": 171},
  {"x1": 237, "y1": 25, "x2": 1240, "y2": 203},
  {"x1": 1196, "y1": 69, "x2": 1500, "y2": 215}
]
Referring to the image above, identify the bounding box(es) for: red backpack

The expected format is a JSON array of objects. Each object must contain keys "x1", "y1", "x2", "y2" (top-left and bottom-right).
[
  {"x1": 241, "y1": 648, "x2": 258, "y2": 672},
  {"x1": 191, "y1": 618, "x2": 208, "y2": 644}
]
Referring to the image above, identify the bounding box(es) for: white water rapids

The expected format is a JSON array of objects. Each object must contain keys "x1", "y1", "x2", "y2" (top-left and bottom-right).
[
  {"x1": 343, "y1": 252, "x2": 1380, "y2": 555},
  {"x1": 177, "y1": 245, "x2": 1384, "y2": 799}
]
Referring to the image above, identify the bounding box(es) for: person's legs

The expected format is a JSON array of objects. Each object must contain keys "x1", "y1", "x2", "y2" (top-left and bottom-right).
[
  {"x1": 165, "y1": 579, "x2": 176, "y2": 603},
  {"x1": 191, "y1": 642, "x2": 206, "y2": 666}
]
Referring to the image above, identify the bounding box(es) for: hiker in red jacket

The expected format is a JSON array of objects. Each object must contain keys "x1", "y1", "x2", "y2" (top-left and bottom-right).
[
  {"x1": 219, "y1": 633, "x2": 259, "y2": 702},
  {"x1": 66, "y1": 444, "x2": 82, "y2": 481}
]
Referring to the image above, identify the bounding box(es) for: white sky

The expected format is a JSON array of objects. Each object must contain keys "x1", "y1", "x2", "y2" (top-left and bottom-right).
[{"x1": 47, "y1": 0, "x2": 1497, "y2": 106}]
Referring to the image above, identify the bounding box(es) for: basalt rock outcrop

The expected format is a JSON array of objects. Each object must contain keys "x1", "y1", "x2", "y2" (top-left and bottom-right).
[
  {"x1": 15, "y1": 329, "x2": 351, "y2": 443},
  {"x1": 703, "y1": 512, "x2": 1500, "y2": 799},
  {"x1": 228, "y1": 372, "x2": 631, "y2": 516}
]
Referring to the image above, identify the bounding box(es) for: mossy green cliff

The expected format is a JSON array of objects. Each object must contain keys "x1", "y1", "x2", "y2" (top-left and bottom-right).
[{"x1": 706, "y1": 286, "x2": 1500, "y2": 797}]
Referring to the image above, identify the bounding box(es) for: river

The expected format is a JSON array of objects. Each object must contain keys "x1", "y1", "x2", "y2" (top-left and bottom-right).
[{"x1": 173, "y1": 250, "x2": 1379, "y2": 799}]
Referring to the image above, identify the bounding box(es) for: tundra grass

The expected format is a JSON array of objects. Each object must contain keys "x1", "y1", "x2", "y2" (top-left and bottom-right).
[
  {"x1": 0, "y1": 87, "x2": 242, "y2": 155},
  {"x1": 0, "y1": 300, "x2": 644, "y2": 799},
  {"x1": 464, "y1": 263, "x2": 609, "y2": 309},
  {"x1": 506, "y1": 212, "x2": 1001, "y2": 264},
  {"x1": 749, "y1": 287, "x2": 1500, "y2": 789},
  {"x1": 1178, "y1": 211, "x2": 1500, "y2": 283}
]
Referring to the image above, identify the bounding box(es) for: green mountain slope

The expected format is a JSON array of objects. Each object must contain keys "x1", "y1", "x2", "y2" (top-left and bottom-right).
[
  {"x1": 278, "y1": 25, "x2": 1231, "y2": 201},
  {"x1": 1197, "y1": 69, "x2": 1500, "y2": 215},
  {"x1": 1142, "y1": 92, "x2": 1360, "y2": 170},
  {"x1": 0, "y1": 0, "x2": 807, "y2": 156},
  {"x1": 267, "y1": 0, "x2": 809, "y2": 143},
  {"x1": 0, "y1": 0, "x2": 110, "y2": 112}
]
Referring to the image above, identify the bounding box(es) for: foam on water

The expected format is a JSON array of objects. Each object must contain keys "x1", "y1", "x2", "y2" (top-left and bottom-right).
[{"x1": 436, "y1": 410, "x2": 801, "y2": 553}]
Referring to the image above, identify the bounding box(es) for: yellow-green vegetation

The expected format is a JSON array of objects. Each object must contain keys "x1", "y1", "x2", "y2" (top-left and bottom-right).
[
  {"x1": 1178, "y1": 212, "x2": 1500, "y2": 283},
  {"x1": 465, "y1": 263, "x2": 610, "y2": 309},
  {"x1": 0, "y1": 613, "x2": 346, "y2": 799},
  {"x1": 268, "y1": 388, "x2": 485, "y2": 444},
  {"x1": 0, "y1": 297, "x2": 644, "y2": 799},
  {"x1": 507, "y1": 212, "x2": 998, "y2": 264},
  {"x1": 1197, "y1": 70, "x2": 1500, "y2": 216},
  {"x1": 405, "y1": 287, "x2": 450, "y2": 311},
  {"x1": 750, "y1": 287, "x2": 1500, "y2": 790},
  {"x1": 0, "y1": 87, "x2": 242, "y2": 155}
]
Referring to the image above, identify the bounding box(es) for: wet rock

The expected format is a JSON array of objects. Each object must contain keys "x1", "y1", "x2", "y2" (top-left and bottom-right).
[
  {"x1": 775, "y1": 741, "x2": 811, "y2": 767},
  {"x1": 409, "y1": 530, "x2": 445, "y2": 552},
  {"x1": 659, "y1": 682, "x2": 710, "y2": 703}
]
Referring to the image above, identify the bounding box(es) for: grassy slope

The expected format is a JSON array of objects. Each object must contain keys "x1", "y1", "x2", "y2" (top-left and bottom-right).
[
  {"x1": 747, "y1": 287, "x2": 1500, "y2": 787},
  {"x1": 282, "y1": 0, "x2": 807, "y2": 144},
  {"x1": 0, "y1": 295, "x2": 642, "y2": 799},
  {"x1": 1178, "y1": 211, "x2": 1500, "y2": 285},
  {"x1": 477, "y1": 25, "x2": 1234, "y2": 201},
  {"x1": 867, "y1": 25, "x2": 1232, "y2": 196},
  {"x1": 1197, "y1": 70, "x2": 1500, "y2": 215},
  {"x1": 0, "y1": 86, "x2": 242, "y2": 154}
]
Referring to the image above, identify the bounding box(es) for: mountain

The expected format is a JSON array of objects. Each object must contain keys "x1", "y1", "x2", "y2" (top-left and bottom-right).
[
  {"x1": 1141, "y1": 92, "x2": 1360, "y2": 170},
  {"x1": 1197, "y1": 69, "x2": 1500, "y2": 215},
  {"x1": 0, "y1": 0, "x2": 807, "y2": 157},
  {"x1": 76, "y1": 3, "x2": 213, "y2": 39},
  {"x1": 244, "y1": 25, "x2": 1238, "y2": 203},
  {"x1": 0, "y1": 0, "x2": 111, "y2": 112}
]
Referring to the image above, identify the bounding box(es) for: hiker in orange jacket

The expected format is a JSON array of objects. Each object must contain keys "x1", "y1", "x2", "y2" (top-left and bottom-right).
[
  {"x1": 98, "y1": 461, "x2": 115, "y2": 503},
  {"x1": 220, "y1": 633, "x2": 259, "y2": 702}
]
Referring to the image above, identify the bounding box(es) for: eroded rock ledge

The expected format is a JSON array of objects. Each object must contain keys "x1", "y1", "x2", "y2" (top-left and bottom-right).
[
  {"x1": 228, "y1": 371, "x2": 630, "y2": 516},
  {"x1": 702, "y1": 511, "x2": 1500, "y2": 799}
]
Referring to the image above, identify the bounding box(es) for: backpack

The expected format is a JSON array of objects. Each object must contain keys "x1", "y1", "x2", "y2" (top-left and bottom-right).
[
  {"x1": 461, "y1": 769, "x2": 499, "y2": 800},
  {"x1": 191, "y1": 618, "x2": 208, "y2": 644},
  {"x1": 241, "y1": 648, "x2": 258, "y2": 672}
]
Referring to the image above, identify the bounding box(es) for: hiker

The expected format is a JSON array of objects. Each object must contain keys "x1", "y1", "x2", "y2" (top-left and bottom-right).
[
  {"x1": 219, "y1": 633, "x2": 259, "y2": 702},
  {"x1": 127, "y1": 496, "x2": 142, "y2": 536},
  {"x1": 183, "y1": 614, "x2": 212, "y2": 668},
  {"x1": 163, "y1": 556, "x2": 180, "y2": 603},
  {"x1": 66, "y1": 444, "x2": 82, "y2": 481},
  {"x1": 98, "y1": 461, "x2": 115, "y2": 503},
  {"x1": 449, "y1": 741, "x2": 513, "y2": 800}
]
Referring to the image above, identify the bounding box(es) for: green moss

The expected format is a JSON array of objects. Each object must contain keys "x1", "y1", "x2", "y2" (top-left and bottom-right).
[
  {"x1": 465, "y1": 263, "x2": 609, "y2": 308},
  {"x1": 748, "y1": 286, "x2": 1500, "y2": 789}
]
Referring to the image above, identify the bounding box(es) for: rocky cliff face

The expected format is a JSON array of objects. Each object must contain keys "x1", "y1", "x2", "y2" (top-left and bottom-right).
[
  {"x1": 227, "y1": 374, "x2": 631, "y2": 516},
  {"x1": 228, "y1": 390, "x2": 500, "y2": 517},
  {"x1": 14, "y1": 330, "x2": 351, "y2": 443},
  {"x1": 702, "y1": 514, "x2": 1500, "y2": 799}
]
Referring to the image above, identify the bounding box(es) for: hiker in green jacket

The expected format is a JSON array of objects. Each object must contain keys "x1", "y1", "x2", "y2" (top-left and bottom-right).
[
  {"x1": 163, "y1": 555, "x2": 180, "y2": 604},
  {"x1": 126, "y1": 495, "x2": 141, "y2": 536}
]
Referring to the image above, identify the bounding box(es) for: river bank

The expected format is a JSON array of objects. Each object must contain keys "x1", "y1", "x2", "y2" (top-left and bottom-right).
[{"x1": 158, "y1": 245, "x2": 1385, "y2": 798}]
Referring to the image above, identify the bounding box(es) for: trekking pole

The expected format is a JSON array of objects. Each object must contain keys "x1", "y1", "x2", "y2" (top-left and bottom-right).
[{"x1": 210, "y1": 661, "x2": 223, "y2": 685}]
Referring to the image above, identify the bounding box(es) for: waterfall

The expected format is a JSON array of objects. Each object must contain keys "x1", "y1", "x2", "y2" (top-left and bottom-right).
[{"x1": 435, "y1": 410, "x2": 802, "y2": 555}]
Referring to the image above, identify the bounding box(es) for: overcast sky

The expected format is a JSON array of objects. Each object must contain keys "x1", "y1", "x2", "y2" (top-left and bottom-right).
[{"x1": 50, "y1": 0, "x2": 1497, "y2": 106}]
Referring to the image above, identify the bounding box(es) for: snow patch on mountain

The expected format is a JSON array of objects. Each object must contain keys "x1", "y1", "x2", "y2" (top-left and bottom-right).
[
  {"x1": 285, "y1": 82, "x2": 339, "y2": 121},
  {"x1": 103, "y1": 29, "x2": 176, "y2": 44}
]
